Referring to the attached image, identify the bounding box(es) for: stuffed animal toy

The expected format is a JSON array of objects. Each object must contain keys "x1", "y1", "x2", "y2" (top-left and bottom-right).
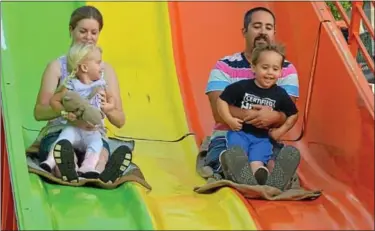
[{"x1": 62, "y1": 90, "x2": 104, "y2": 127}]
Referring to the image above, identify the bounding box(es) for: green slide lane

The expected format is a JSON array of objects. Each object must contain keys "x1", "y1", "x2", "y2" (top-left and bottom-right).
[{"x1": 1, "y1": 2, "x2": 154, "y2": 230}]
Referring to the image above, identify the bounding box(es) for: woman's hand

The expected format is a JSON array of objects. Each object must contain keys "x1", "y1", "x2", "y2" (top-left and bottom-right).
[
  {"x1": 61, "y1": 111, "x2": 77, "y2": 122},
  {"x1": 62, "y1": 112, "x2": 96, "y2": 131},
  {"x1": 244, "y1": 105, "x2": 281, "y2": 129}
]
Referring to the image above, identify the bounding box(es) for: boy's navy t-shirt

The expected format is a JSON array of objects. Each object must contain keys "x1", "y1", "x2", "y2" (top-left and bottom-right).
[{"x1": 219, "y1": 79, "x2": 298, "y2": 138}]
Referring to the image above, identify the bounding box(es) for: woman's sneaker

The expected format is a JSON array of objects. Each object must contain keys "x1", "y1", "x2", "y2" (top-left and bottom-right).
[
  {"x1": 52, "y1": 139, "x2": 79, "y2": 183},
  {"x1": 99, "y1": 145, "x2": 133, "y2": 183}
]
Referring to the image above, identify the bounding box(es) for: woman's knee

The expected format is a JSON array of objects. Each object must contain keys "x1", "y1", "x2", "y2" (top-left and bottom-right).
[
  {"x1": 38, "y1": 131, "x2": 61, "y2": 161},
  {"x1": 99, "y1": 139, "x2": 110, "y2": 161}
]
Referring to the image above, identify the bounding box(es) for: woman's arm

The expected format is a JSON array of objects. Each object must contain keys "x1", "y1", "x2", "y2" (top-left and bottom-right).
[
  {"x1": 105, "y1": 89, "x2": 115, "y2": 106},
  {"x1": 34, "y1": 60, "x2": 61, "y2": 121},
  {"x1": 50, "y1": 87, "x2": 68, "y2": 113},
  {"x1": 103, "y1": 62, "x2": 125, "y2": 128}
]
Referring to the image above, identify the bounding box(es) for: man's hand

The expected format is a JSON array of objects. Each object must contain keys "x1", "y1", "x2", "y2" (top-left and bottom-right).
[
  {"x1": 242, "y1": 109, "x2": 259, "y2": 123},
  {"x1": 244, "y1": 105, "x2": 283, "y2": 129}
]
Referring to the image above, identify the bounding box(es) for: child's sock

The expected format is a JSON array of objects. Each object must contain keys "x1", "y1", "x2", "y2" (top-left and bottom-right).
[
  {"x1": 39, "y1": 151, "x2": 57, "y2": 173},
  {"x1": 254, "y1": 166, "x2": 269, "y2": 185}
]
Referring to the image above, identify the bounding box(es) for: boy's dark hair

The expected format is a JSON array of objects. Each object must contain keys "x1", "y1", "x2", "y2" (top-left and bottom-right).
[
  {"x1": 243, "y1": 7, "x2": 276, "y2": 31},
  {"x1": 251, "y1": 43, "x2": 285, "y2": 66}
]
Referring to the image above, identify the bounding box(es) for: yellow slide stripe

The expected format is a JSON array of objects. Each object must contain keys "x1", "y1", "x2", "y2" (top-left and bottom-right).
[{"x1": 87, "y1": 2, "x2": 257, "y2": 230}]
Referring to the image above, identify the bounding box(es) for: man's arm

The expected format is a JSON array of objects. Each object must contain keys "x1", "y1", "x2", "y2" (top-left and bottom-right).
[
  {"x1": 269, "y1": 113, "x2": 298, "y2": 140},
  {"x1": 269, "y1": 89, "x2": 299, "y2": 140},
  {"x1": 276, "y1": 113, "x2": 298, "y2": 135}
]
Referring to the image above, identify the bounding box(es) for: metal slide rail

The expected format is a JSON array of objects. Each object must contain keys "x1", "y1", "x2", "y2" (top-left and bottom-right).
[{"x1": 330, "y1": 1, "x2": 374, "y2": 92}]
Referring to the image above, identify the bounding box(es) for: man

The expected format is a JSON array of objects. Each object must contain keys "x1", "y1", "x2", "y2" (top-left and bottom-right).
[{"x1": 204, "y1": 7, "x2": 301, "y2": 190}]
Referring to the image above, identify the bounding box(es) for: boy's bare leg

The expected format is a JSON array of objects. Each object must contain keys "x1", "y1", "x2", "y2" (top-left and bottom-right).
[{"x1": 249, "y1": 161, "x2": 264, "y2": 174}]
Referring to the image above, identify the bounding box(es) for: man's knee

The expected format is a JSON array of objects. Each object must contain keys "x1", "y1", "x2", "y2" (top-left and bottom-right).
[
  {"x1": 205, "y1": 137, "x2": 227, "y2": 168},
  {"x1": 272, "y1": 143, "x2": 300, "y2": 159},
  {"x1": 271, "y1": 140, "x2": 285, "y2": 158}
]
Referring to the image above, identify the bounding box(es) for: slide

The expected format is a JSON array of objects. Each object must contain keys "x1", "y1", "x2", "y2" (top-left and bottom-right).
[{"x1": 1, "y1": 1, "x2": 373, "y2": 230}]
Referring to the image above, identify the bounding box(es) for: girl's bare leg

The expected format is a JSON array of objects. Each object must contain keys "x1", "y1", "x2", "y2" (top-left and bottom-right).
[{"x1": 95, "y1": 148, "x2": 109, "y2": 173}]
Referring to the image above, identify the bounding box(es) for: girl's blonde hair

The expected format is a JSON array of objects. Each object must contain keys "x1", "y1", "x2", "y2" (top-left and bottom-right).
[{"x1": 57, "y1": 43, "x2": 102, "y2": 92}]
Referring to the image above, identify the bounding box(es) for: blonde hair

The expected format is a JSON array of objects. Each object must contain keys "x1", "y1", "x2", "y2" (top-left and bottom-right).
[
  {"x1": 251, "y1": 42, "x2": 285, "y2": 66},
  {"x1": 57, "y1": 43, "x2": 102, "y2": 92}
]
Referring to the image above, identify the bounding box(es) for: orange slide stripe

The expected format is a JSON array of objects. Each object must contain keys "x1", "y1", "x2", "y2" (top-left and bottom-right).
[{"x1": 167, "y1": 2, "x2": 262, "y2": 229}]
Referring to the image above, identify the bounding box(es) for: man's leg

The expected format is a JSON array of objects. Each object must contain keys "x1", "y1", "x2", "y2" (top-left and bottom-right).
[
  {"x1": 205, "y1": 136, "x2": 227, "y2": 175},
  {"x1": 267, "y1": 139, "x2": 285, "y2": 171}
]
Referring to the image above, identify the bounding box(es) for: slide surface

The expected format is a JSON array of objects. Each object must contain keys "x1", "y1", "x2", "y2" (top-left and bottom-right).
[{"x1": 1, "y1": 2, "x2": 373, "y2": 230}]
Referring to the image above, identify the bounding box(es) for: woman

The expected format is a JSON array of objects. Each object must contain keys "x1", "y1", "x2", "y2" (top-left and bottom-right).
[{"x1": 33, "y1": 5, "x2": 130, "y2": 183}]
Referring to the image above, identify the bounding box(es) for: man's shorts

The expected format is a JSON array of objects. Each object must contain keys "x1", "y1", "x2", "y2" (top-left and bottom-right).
[{"x1": 38, "y1": 130, "x2": 110, "y2": 165}]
